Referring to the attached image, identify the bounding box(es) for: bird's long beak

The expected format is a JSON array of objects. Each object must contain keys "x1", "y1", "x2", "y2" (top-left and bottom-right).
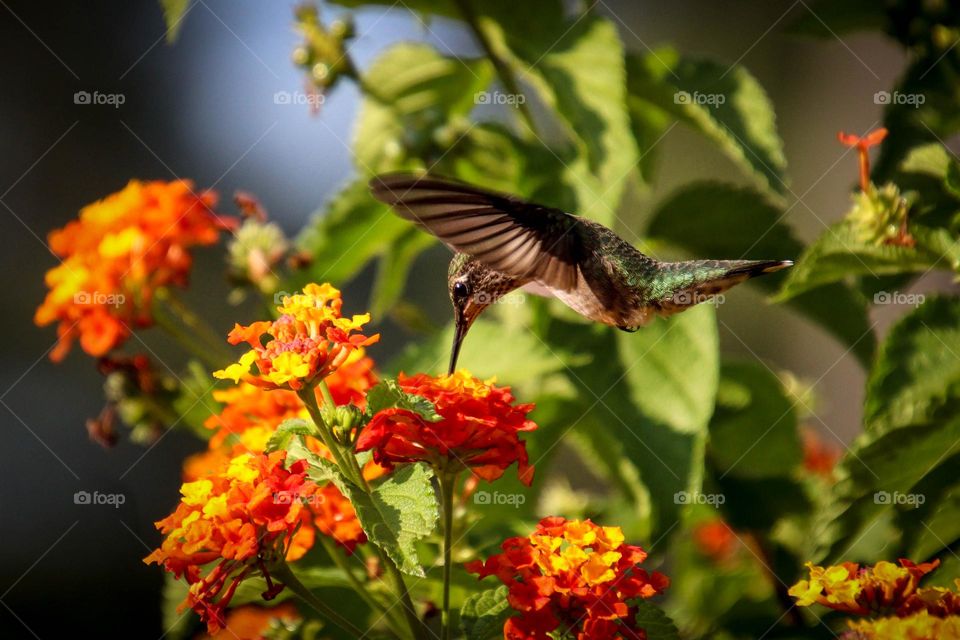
[{"x1": 448, "y1": 315, "x2": 467, "y2": 375}]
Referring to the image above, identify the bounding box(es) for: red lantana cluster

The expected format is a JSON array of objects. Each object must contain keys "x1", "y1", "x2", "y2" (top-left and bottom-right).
[
  {"x1": 145, "y1": 451, "x2": 317, "y2": 633},
  {"x1": 356, "y1": 370, "x2": 537, "y2": 484},
  {"x1": 467, "y1": 517, "x2": 669, "y2": 639}
]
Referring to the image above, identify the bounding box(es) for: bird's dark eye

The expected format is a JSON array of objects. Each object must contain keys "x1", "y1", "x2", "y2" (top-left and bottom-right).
[{"x1": 453, "y1": 281, "x2": 470, "y2": 300}]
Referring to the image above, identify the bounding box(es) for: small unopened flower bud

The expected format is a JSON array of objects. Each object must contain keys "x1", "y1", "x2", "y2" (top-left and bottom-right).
[
  {"x1": 227, "y1": 219, "x2": 289, "y2": 292},
  {"x1": 291, "y1": 45, "x2": 310, "y2": 67}
]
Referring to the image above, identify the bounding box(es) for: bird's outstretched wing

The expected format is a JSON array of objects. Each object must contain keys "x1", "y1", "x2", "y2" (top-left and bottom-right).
[{"x1": 370, "y1": 173, "x2": 583, "y2": 290}]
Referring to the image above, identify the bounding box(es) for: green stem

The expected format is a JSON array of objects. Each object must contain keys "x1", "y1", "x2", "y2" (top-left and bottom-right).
[
  {"x1": 317, "y1": 536, "x2": 408, "y2": 635},
  {"x1": 439, "y1": 472, "x2": 458, "y2": 640},
  {"x1": 272, "y1": 562, "x2": 365, "y2": 637},
  {"x1": 157, "y1": 287, "x2": 234, "y2": 361},
  {"x1": 297, "y1": 385, "x2": 425, "y2": 640},
  {"x1": 453, "y1": 0, "x2": 540, "y2": 137},
  {"x1": 151, "y1": 300, "x2": 227, "y2": 369}
]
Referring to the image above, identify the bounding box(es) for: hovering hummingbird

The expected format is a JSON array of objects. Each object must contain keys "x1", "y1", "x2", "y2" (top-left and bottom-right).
[{"x1": 370, "y1": 173, "x2": 793, "y2": 374}]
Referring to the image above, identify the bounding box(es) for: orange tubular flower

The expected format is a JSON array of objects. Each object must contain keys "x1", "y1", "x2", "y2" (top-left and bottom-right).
[
  {"x1": 145, "y1": 451, "x2": 317, "y2": 633},
  {"x1": 838, "y1": 127, "x2": 888, "y2": 192},
  {"x1": 466, "y1": 517, "x2": 669, "y2": 640},
  {"x1": 214, "y1": 283, "x2": 379, "y2": 391},
  {"x1": 692, "y1": 518, "x2": 739, "y2": 563},
  {"x1": 202, "y1": 603, "x2": 301, "y2": 639},
  {"x1": 35, "y1": 180, "x2": 235, "y2": 361},
  {"x1": 789, "y1": 559, "x2": 941, "y2": 616},
  {"x1": 355, "y1": 370, "x2": 537, "y2": 484}
]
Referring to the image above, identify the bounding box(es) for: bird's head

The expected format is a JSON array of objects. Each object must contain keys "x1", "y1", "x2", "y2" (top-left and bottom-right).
[{"x1": 446, "y1": 253, "x2": 521, "y2": 373}]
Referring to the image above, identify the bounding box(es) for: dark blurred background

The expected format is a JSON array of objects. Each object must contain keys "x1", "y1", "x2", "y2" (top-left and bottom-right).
[{"x1": 0, "y1": 1, "x2": 911, "y2": 636}]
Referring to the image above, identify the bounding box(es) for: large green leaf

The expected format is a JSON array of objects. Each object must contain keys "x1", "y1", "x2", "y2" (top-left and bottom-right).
[
  {"x1": 617, "y1": 305, "x2": 718, "y2": 435},
  {"x1": 648, "y1": 181, "x2": 876, "y2": 364},
  {"x1": 293, "y1": 179, "x2": 408, "y2": 289},
  {"x1": 776, "y1": 221, "x2": 951, "y2": 301},
  {"x1": 626, "y1": 49, "x2": 787, "y2": 197},
  {"x1": 365, "y1": 378, "x2": 443, "y2": 422},
  {"x1": 354, "y1": 42, "x2": 493, "y2": 173},
  {"x1": 288, "y1": 443, "x2": 439, "y2": 576},
  {"x1": 709, "y1": 362, "x2": 800, "y2": 479},
  {"x1": 865, "y1": 297, "x2": 960, "y2": 435},
  {"x1": 460, "y1": 586, "x2": 512, "y2": 640},
  {"x1": 369, "y1": 226, "x2": 435, "y2": 317},
  {"x1": 811, "y1": 415, "x2": 960, "y2": 563},
  {"x1": 477, "y1": 6, "x2": 638, "y2": 226}
]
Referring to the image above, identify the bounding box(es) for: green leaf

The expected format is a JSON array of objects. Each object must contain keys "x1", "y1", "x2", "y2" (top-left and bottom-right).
[
  {"x1": 290, "y1": 446, "x2": 439, "y2": 576},
  {"x1": 293, "y1": 179, "x2": 409, "y2": 289},
  {"x1": 265, "y1": 418, "x2": 314, "y2": 453},
  {"x1": 617, "y1": 305, "x2": 718, "y2": 435},
  {"x1": 709, "y1": 362, "x2": 800, "y2": 479},
  {"x1": 648, "y1": 181, "x2": 876, "y2": 364},
  {"x1": 354, "y1": 42, "x2": 493, "y2": 173},
  {"x1": 478, "y1": 8, "x2": 638, "y2": 225},
  {"x1": 865, "y1": 297, "x2": 960, "y2": 435},
  {"x1": 776, "y1": 221, "x2": 947, "y2": 301},
  {"x1": 811, "y1": 415, "x2": 960, "y2": 563},
  {"x1": 171, "y1": 360, "x2": 221, "y2": 439},
  {"x1": 626, "y1": 49, "x2": 787, "y2": 196},
  {"x1": 158, "y1": 0, "x2": 190, "y2": 43},
  {"x1": 633, "y1": 601, "x2": 680, "y2": 640},
  {"x1": 161, "y1": 574, "x2": 194, "y2": 640},
  {"x1": 369, "y1": 226, "x2": 435, "y2": 317},
  {"x1": 460, "y1": 586, "x2": 512, "y2": 640},
  {"x1": 365, "y1": 378, "x2": 443, "y2": 422}
]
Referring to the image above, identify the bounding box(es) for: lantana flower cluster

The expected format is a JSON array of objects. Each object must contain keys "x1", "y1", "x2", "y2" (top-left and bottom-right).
[
  {"x1": 35, "y1": 179, "x2": 234, "y2": 360},
  {"x1": 214, "y1": 283, "x2": 379, "y2": 390},
  {"x1": 356, "y1": 370, "x2": 537, "y2": 484},
  {"x1": 791, "y1": 559, "x2": 960, "y2": 639},
  {"x1": 467, "y1": 517, "x2": 670, "y2": 639}
]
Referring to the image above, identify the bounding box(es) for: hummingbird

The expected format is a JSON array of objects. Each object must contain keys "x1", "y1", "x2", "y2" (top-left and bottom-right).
[{"x1": 370, "y1": 173, "x2": 793, "y2": 374}]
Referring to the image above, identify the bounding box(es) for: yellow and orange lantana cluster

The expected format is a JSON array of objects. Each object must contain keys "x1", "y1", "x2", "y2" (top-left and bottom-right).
[{"x1": 35, "y1": 180, "x2": 234, "y2": 360}]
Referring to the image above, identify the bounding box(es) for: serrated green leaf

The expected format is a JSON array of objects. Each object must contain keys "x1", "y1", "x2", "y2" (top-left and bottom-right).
[
  {"x1": 709, "y1": 362, "x2": 800, "y2": 478},
  {"x1": 290, "y1": 445, "x2": 439, "y2": 576},
  {"x1": 648, "y1": 180, "x2": 876, "y2": 364},
  {"x1": 776, "y1": 221, "x2": 948, "y2": 301},
  {"x1": 477, "y1": 7, "x2": 637, "y2": 225},
  {"x1": 865, "y1": 297, "x2": 960, "y2": 436},
  {"x1": 626, "y1": 49, "x2": 787, "y2": 196},
  {"x1": 354, "y1": 42, "x2": 492, "y2": 173},
  {"x1": 365, "y1": 379, "x2": 442, "y2": 422},
  {"x1": 266, "y1": 418, "x2": 314, "y2": 453},
  {"x1": 633, "y1": 601, "x2": 680, "y2": 640},
  {"x1": 159, "y1": 0, "x2": 190, "y2": 43},
  {"x1": 811, "y1": 415, "x2": 960, "y2": 563},
  {"x1": 460, "y1": 586, "x2": 511, "y2": 640}
]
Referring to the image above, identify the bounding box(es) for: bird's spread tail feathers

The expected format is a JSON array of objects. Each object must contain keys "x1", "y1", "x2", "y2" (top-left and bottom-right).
[{"x1": 655, "y1": 259, "x2": 793, "y2": 315}]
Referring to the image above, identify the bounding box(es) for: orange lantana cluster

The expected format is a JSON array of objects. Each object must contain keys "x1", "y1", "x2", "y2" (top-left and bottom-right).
[
  {"x1": 467, "y1": 517, "x2": 669, "y2": 640},
  {"x1": 356, "y1": 370, "x2": 537, "y2": 484},
  {"x1": 145, "y1": 451, "x2": 317, "y2": 633},
  {"x1": 35, "y1": 180, "x2": 234, "y2": 360},
  {"x1": 791, "y1": 559, "x2": 960, "y2": 639},
  {"x1": 214, "y1": 283, "x2": 379, "y2": 390}
]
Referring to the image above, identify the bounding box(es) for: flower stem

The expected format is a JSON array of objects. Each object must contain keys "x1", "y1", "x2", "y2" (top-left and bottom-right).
[
  {"x1": 439, "y1": 471, "x2": 458, "y2": 640},
  {"x1": 151, "y1": 298, "x2": 228, "y2": 370},
  {"x1": 272, "y1": 562, "x2": 366, "y2": 637},
  {"x1": 155, "y1": 287, "x2": 235, "y2": 364},
  {"x1": 453, "y1": 0, "x2": 540, "y2": 138}
]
